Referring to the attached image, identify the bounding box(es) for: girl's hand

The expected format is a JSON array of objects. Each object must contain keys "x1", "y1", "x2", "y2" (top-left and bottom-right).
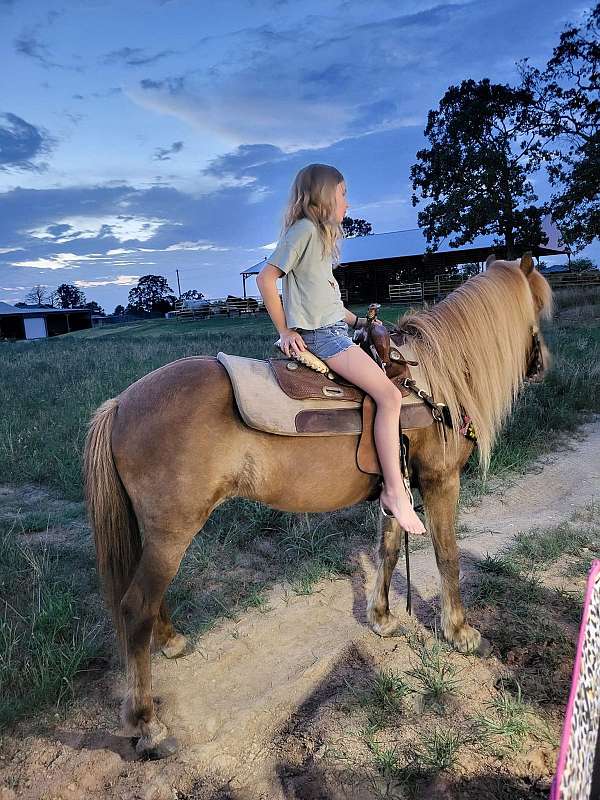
[{"x1": 280, "y1": 329, "x2": 307, "y2": 357}]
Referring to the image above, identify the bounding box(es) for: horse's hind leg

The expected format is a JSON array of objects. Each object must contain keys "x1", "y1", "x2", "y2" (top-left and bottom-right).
[
  {"x1": 120, "y1": 533, "x2": 194, "y2": 757},
  {"x1": 419, "y1": 471, "x2": 486, "y2": 654},
  {"x1": 153, "y1": 599, "x2": 188, "y2": 659},
  {"x1": 367, "y1": 512, "x2": 404, "y2": 636}
]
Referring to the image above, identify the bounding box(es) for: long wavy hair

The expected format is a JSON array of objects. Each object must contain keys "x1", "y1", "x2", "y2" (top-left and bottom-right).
[
  {"x1": 280, "y1": 164, "x2": 345, "y2": 265},
  {"x1": 396, "y1": 259, "x2": 553, "y2": 473}
]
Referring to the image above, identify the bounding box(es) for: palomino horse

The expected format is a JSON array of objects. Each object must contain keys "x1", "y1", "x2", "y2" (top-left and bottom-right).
[{"x1": 84, "y1": 254, "x2": 552, "y2": 757}]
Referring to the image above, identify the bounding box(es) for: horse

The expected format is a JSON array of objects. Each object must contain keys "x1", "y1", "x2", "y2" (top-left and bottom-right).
[{"x1": 84, "y1": 253, "x2": 553, "y2": 758}]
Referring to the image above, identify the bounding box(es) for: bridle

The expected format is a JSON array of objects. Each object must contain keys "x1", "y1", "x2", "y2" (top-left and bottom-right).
[{"x1": 525, "y1": 326, "x2": 545, "y2": 381}]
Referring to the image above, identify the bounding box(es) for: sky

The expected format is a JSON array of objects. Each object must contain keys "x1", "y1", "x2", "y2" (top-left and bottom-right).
[{"x1": 0, "y1": 0, "x2": 597, "y2": 313}]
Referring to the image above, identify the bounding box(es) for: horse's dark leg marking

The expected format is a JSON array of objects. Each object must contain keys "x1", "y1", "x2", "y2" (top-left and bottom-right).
[{"x1": 367, "y1": 512, "x2": 405, "y2": 636}]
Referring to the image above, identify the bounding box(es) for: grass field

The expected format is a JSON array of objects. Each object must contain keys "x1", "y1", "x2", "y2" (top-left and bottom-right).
[{"x1": 0, "y1": 287, "x2": 599, "y2": 749}]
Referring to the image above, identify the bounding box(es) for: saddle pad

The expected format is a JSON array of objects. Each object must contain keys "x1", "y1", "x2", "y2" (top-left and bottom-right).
[{"x1": 216, "y1": 352, "x2": 362, "y2": 436}]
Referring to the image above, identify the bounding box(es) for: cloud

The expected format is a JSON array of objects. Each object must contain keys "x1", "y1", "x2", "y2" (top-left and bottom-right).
[
  {"x1": 74, "y1": 275, "x2": 140, "y2": 288},
  {"x1": 10, "y1": 252, "x2": 106, "y2": 270},
  {"x1": 25, "y1": 214, "x2": 177, "y2": 244},
  {"x1": 0, "y1": 246, "x2": 25, "y2": 254},
  {"x1": 0, "y1": 112, "x2": 54, "y2": 172},
  {"x1": 14, "y1": 11, "x2": 81, "y2": 71},
  {"x1": 153, "y1": 141, "x2": 184, "y2": 161},
  {"x1": 101, "y1": 46, "x2": 178, "y2": 67}
]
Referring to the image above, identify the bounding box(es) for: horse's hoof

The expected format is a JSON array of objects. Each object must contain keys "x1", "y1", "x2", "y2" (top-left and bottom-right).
[
  {"x1": 135, "y1": 718, "x2": 176, "y2": 760},
  {"x1": 136, "y1": 735, "x2": 178, "y2": 760},
  {"x1": 448, "y1": 623, "x2": 481, "y2": 654},
  {"x1": 368, "y1": 610, "x2": 403, "y2": 637},
  {"x1": 161, "y1": 633, "x2": 188, "y2": 659}
]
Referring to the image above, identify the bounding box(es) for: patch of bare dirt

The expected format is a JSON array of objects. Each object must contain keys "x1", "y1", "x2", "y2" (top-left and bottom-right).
[{"x1": 1, "y1": 418, "x2": 599, "y2": 799}]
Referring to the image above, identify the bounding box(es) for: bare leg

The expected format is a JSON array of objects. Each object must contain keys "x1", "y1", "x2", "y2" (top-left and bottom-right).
[
  {"x1": 366, "y1": 511, "x2": 405, "y2": 635},
  {"x1": 323, "y1": 344, "x2": 426, "y2": 535}
]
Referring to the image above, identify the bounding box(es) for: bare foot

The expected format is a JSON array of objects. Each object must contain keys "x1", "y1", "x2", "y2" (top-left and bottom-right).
[{"x1": 379, "y1": 484, "x2": 427, "y2": 534}]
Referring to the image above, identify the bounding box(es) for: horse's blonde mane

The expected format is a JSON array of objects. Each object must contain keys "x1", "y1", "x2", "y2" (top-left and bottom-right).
[{"x1": 397, "y1": 261, "x2": 553, "y2": 473}]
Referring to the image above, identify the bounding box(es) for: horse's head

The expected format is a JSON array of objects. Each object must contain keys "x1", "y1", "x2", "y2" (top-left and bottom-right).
[{"x1": 486, "y1": 251, "x2": 553, "y2": 383}]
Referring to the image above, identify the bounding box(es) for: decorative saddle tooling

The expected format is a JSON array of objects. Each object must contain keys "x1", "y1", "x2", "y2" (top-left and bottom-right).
[{"x1": 216, "y1": 338, "x2": 438, "y2": 477}]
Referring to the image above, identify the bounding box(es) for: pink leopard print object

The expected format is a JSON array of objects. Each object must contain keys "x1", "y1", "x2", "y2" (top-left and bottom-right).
[{"x1": 551, "y1": 560, "x2": 600, "y2": 800}]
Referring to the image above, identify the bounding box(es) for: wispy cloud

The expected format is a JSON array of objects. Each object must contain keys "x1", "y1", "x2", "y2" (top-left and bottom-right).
[
  {"x1": 74, "y1": 275, "x2": 140, "y2": 288},
  {"x1": 153, "y1": 140, "x2": 184, "y2": 161},
  {"x1": 25, "y1": 215, "x2": 177, "y2": 244},
  {"x1": 101, "y1": 46, "x2": 178, "y2": 67}
]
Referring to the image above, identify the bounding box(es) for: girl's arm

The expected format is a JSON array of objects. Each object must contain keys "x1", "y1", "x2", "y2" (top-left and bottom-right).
[
  {"x1": 256, "y1": 263, "x2": 290, "y2": 334},
  {"x1": 256, "y1": 263, "x2": 307, "y2": 355},
  {"x1": 343, "y1": 307, "x2": 367, "y2": 329}
]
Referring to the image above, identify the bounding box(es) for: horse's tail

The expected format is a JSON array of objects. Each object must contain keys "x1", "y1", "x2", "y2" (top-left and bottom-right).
[{"x1": 84, "y1": 397, "x2": 142, "y2": 657}]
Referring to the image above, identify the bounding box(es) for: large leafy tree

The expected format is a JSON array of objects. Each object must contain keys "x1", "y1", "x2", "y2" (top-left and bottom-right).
[
  {"x1": 127, "y1": 275, "x2": 176, "y2": 313},
  {"x1": 410, "y1": 78, "x2": 554, "y2": 259},
  {"x1": 517, "y1": 3, "x2": 599, "y2": 252},
  {"x1": 54, "y1": 283, "x2": 87, "y2": 308},
  {"x1": 342, "y1": 216, "x2": 372, "y2": 237}
]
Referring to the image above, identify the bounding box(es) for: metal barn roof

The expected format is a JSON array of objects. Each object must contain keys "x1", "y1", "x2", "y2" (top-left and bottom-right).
[
  {"x1": 0, "y1": 302, "x2": 91, "y2": 316},
  {"x1": 242, "y1": 225, "x2": 568, "y2": 275}
]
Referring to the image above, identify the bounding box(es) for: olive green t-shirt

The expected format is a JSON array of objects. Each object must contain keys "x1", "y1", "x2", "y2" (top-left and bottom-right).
[{"x1": 267, "y1": 217, "x2": 346, "y2": 330}]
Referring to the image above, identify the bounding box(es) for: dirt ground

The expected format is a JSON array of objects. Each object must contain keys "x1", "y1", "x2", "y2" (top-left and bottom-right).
[{"x1": 1, "y1": 418, "x2": 599, "y2": 800}]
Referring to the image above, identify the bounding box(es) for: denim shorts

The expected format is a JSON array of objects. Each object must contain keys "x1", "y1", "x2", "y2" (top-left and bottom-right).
[{"x1": 295, "y1": 319, "x2": 356, "y2": 360}]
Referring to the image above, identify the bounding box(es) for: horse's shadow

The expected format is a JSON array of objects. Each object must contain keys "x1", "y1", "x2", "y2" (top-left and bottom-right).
[{"x1": 29, "y1": 543, "x2": 573, "y2": 798}]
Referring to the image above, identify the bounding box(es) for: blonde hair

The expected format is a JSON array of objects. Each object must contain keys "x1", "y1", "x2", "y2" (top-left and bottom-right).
[
  {"x1": 397, "y1": 260, "x2": 553, "y2": 474},
  {"x1": 280, "y1": 164, "x2": 345, "y2": 264}
]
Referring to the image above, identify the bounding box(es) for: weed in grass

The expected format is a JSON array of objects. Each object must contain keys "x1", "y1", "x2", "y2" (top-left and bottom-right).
[
  {"x1": 474, "y1": 682, "x2": 532, "y2": 754},
  {"x1": 406, "y1": 634, "x2": 462, "y2": 709},
  {"x1": 414, "y1": 727, "x2": 463, "y2": 771},
  {"x1": 370, "y1": 669, "x2": 413, "y2": 712}
]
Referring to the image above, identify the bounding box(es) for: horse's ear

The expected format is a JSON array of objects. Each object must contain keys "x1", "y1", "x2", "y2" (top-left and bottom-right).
[
  {"x1": 520, "y1": 251, "x2": 534, "y2": 276},
  {"x1": 485, "y1": 254, "x2": 496, "y2": 268}
]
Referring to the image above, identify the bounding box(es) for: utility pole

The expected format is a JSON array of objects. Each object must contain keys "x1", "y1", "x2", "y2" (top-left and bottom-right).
[{"x1": 176, "y1": 269, "x2": 182, "y2": 298}]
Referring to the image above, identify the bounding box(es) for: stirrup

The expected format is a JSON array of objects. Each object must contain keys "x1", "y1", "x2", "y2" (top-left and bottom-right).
[{"x1": 274, "y1": 338, "x2": 332, "y2": 375}]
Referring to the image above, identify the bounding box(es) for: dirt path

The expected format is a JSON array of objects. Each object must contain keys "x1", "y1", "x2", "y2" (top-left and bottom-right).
[{"x1": 2, "y1": 418, "x2": 599, "y2": 800}]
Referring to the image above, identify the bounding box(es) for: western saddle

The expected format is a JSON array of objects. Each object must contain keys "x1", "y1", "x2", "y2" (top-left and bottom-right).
[{"x1": 216, "y1": 304, "x2": 444, "y2": 479}]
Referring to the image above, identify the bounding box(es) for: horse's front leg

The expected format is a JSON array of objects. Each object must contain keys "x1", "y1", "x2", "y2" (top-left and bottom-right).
[
  {"x1": 367, "y1": 512, "x2": 405, "y2": 636},
  {"x1": 419, "y1": 470, "x2": 486, "y2": 654}
]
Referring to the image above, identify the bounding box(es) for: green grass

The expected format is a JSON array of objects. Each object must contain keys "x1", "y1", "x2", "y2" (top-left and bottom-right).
[
  {"x1": 1, "y1": 293, "x2": 598, "y2": 503},
  {"x1": 406, "y1": 634, "x2": 462, "y2": 709},
  {"x1": 0, "y1": 517, "x2": 105, "y2": 729},
  {"x1": 474, "y1": 682, "x2": 533, "y2": 754}
]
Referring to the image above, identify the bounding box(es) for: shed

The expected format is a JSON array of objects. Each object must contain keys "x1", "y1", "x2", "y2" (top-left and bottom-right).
[{"x1": 0, "y1": 302, "x2": 93, "y2": 340}]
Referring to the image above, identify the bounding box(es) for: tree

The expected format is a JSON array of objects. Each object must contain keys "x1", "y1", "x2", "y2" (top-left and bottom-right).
[
  {"x1": 114, "y1": 304, "x2": 125, "y2": 315},
  {"x1": 410, "y1": 78, "x2": 554, "y2": 259},
  {"x1": 24, "y1": 284, "x2": 53, "y2": 306},
  {"x1": 127, "y1": 275, "x2": 175, "y2": 313},
  {"x1": 570, "y1": 257, "x2": 596, "y2": 273},
  {"x1": 517, "y1": 4, "x2": 599, "y2": 253},
  {"x1": 342, "y1": 216, "x2": 373, "y2": 237},
  {"x1": 85, "y1": 300, "x2": 105, "y2": 315},
  {"x1": 180, "y1": 289, "x2": 205, "y2": 301},
  {"x1": 54, "y1": 283, "x2": 87, "y2": 308}
]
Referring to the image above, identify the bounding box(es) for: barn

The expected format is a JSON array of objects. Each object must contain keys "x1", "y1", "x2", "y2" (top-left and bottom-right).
[
  {"x1": 0, "y1": 303, "x2": 93, "y2": 341},
  {"x1": 241, "y1": 220, "x2": 569, "y2": 304}
]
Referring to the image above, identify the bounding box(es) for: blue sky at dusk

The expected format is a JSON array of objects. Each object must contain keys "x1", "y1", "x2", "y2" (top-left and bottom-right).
[{"x1": 0, "y1": 0, "x2": 597, "y2": 313}]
